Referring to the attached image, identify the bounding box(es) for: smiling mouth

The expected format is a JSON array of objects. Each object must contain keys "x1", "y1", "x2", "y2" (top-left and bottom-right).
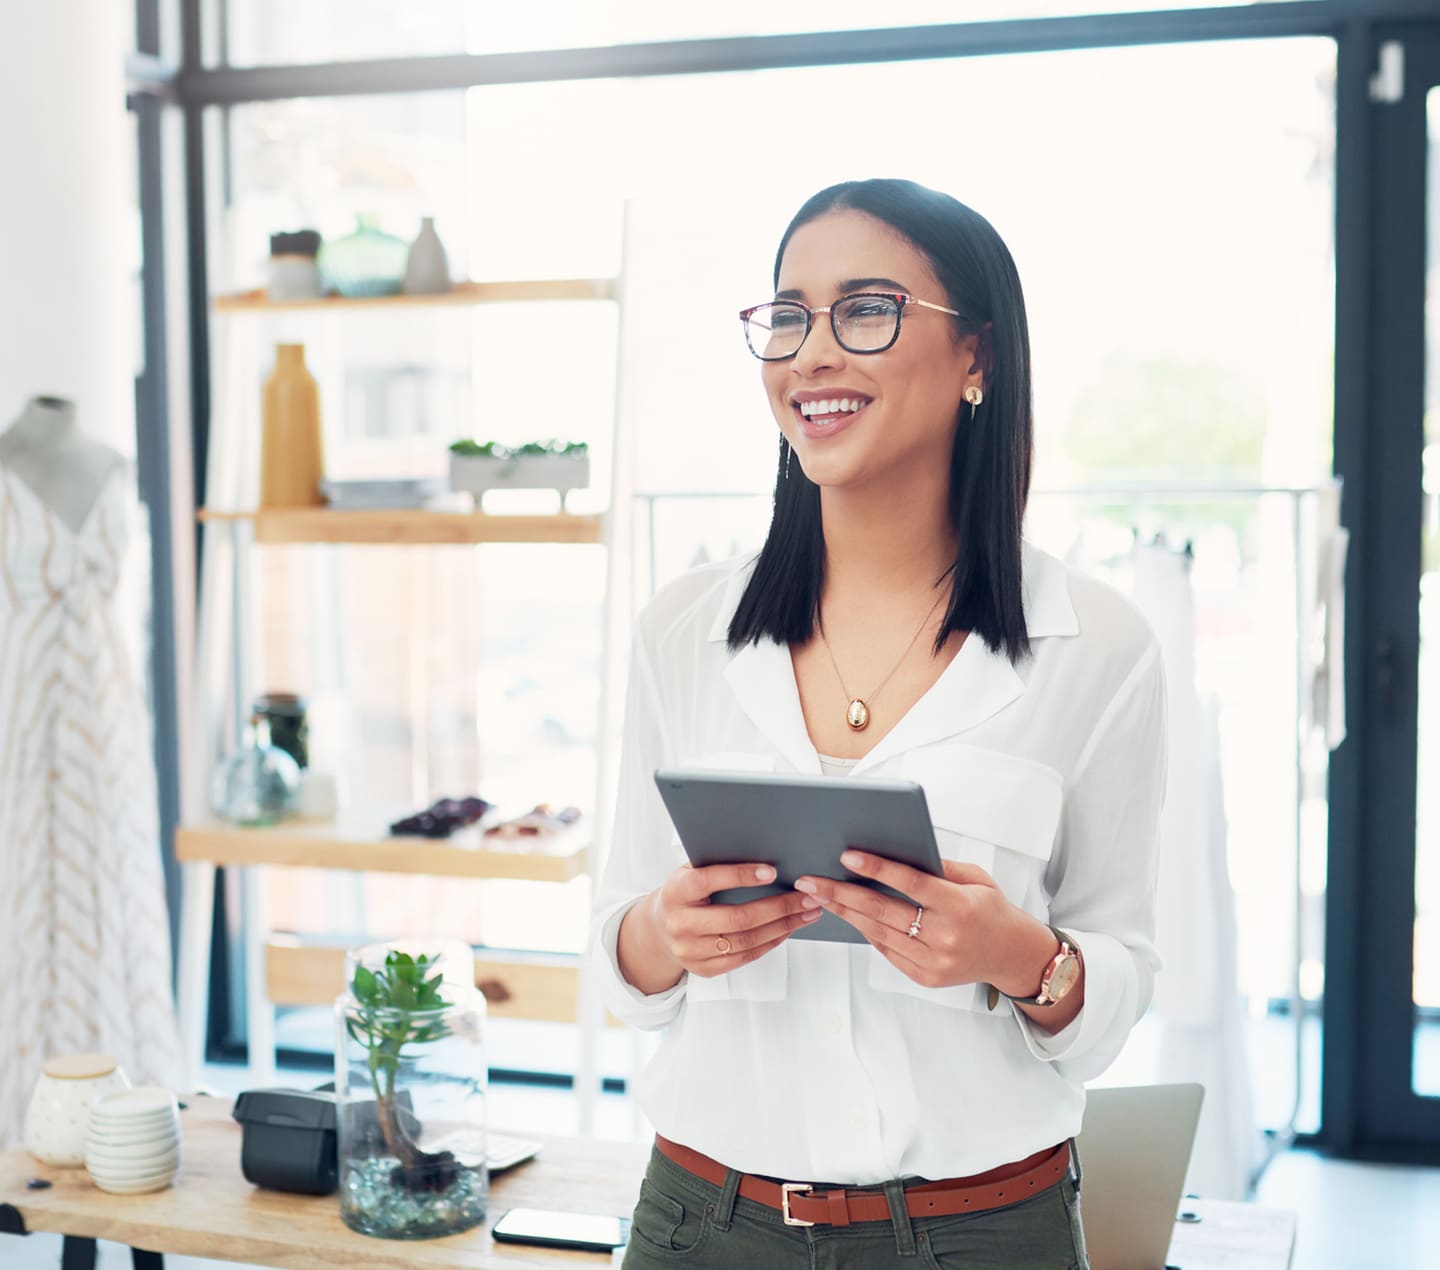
[{"x1": 793, "y1": 396, "x2": 872, "y2": 426}]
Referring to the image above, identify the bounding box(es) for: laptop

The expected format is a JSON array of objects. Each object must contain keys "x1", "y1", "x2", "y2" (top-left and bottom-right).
[{"x1": 1075, "y1": 1083, "x2": 1205, "y2": 1270}]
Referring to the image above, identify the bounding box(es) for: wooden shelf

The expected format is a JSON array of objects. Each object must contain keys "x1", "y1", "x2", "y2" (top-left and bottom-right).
[
  {"x1": 213, "y1": 277, "x2": 618, "y2": 312},
  {"x1": 197, "y1": 507, "x2": 604, "y2": 545},
  {"x1": 264, "y1": 937, "x2": 622, "y2": 1026},
  {"x1": 176, "y1": 818, "x2": 589, "y2": 883}
]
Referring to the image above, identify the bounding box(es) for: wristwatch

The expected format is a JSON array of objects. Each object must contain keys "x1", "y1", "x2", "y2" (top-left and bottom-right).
[{"x1": 994, "y1": 925, "x2": 1081, "y2": 1008}]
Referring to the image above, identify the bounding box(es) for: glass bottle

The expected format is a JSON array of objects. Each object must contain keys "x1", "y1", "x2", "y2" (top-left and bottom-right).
[
  {"x1": 209, "y1": 714, "x2": 301, "y2": 826},
  {"x1": 335, "y1": 938, "x2": 488, "y2": 1240}
]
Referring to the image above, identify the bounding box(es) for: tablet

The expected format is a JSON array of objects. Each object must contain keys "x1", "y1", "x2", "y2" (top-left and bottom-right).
[{"x1": 653, "y1": 767, "x2": 943, "y2": 944}]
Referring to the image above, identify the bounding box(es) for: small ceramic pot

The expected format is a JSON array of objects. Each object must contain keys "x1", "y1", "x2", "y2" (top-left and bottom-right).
[
  {"x1": 266, "y1": 254, "x2": 322, "y2": 301},
  {"x1": 23, "y1": 1053, "x2": 130, "y2": 1167}
]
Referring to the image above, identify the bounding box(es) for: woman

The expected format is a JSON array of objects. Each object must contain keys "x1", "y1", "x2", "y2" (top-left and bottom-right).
[{"x1": 593, "y1": 179, "x2": 1166, "y2": 1268}]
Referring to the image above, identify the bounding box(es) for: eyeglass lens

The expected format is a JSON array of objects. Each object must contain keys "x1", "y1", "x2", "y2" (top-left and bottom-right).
[{"x1": 744, "y1": 295, "x2": 903, "y2": 360}]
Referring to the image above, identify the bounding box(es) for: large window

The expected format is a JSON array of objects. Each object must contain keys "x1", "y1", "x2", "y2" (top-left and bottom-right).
[
  {"x1": 618, "y1": 37, "x2": 1336, "y2": 1135},
  {"x1": 213, "y1": 35, "x2": 1337, "y2": 1127}
]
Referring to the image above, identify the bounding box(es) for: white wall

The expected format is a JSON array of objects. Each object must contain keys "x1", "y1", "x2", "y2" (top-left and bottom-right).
[{"x1": 0, "y1": 1, "x2": 135, "y2": 455}]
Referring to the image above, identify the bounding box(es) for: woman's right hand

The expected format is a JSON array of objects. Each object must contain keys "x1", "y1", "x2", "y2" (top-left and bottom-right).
[{"x1": 618, "y1": 863, "x2": 822, "y2": 993}]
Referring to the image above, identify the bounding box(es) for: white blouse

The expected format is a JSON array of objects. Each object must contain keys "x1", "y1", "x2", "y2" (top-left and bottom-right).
[{"x1": 591, "y1": 542, "x2": 1167, "y2": 1185}]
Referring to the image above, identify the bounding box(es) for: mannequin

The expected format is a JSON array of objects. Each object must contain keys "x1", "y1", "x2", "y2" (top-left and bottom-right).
[{"x1": 0, "y1": 395, "x2": 127, "y2": 530}]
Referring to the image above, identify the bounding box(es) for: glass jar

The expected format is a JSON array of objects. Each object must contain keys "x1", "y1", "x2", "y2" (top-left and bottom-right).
[
  {"x1": 253, "y1": 692, "x2": 309, "y2": 770},
  {"x1": 335, "y1": 938, "x2": 487, "y2": 1240},
  {"x1": 209, "y1": 714, "x2": 301, "y2": 826}
]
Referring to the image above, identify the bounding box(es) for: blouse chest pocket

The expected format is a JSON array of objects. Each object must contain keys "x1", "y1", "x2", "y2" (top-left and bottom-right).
[
  {"x1": 675, "y1": 750, "x2": 789, "y2": 1006},
  {"x1": 865, "y1": 746, "x2": 1064, "y2": 1012},
  {"x1": 905, "y1": 745, "x2": 1063, "y2": 909}
]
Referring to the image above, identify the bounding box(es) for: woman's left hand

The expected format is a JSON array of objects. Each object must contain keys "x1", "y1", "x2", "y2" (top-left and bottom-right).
[{"x1": 794, "y1": 850, "x2": 1030, "y2": 991}]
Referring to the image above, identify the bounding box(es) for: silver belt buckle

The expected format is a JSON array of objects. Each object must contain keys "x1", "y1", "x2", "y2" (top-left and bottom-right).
[{"x1": 781, "y1": 1182, "x2": 815, "y2": 1227}]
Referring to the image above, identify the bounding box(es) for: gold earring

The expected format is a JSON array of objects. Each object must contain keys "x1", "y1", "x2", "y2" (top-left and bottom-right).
[{"x1": 964, "y1": 385, "x2": 984, "y2": 407}]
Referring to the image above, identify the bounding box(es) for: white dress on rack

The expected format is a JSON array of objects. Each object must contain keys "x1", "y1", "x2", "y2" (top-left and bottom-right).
[
  {"x1": 0, "y1": 462, "x2": 181, "y2": 1149},
  {"x1": 1129, "y1": 542, "x2": 1259, "y2": 1200}
]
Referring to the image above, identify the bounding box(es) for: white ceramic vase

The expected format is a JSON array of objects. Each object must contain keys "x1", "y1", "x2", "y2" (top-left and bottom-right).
[
  {"x1": 23, "y1": 1053, "x2": 131, "y2": 1167},
  {"x1": 403, "y1": 217, "x2": 451, "y2": 295}
]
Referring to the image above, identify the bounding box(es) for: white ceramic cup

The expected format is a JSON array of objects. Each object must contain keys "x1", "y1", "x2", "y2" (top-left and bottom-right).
[{"x1": 23, "y1": 1054, "x2": 130, "y2": 1167}]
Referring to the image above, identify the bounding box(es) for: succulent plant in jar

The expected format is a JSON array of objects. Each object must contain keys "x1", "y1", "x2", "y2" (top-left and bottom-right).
[{"x1": 336, "y1": 941, "x2": 487, "y2": 1239}]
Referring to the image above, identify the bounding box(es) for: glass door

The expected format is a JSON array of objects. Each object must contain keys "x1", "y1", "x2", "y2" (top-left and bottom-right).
[
  {"x1": 1347, "y1": 23, "x2": 1440, "y2": 1151},
  {"x1": 1412, "y1": 50, "x2": 1440, "y2": 1111}
]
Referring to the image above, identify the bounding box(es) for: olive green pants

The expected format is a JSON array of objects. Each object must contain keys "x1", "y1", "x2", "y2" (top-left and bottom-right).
[{"x1": 622, "y1": 1143, "x2": 1090, "y2": 1269}]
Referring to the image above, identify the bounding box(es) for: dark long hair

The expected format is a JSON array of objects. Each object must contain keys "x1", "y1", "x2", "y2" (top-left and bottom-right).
[{"x1": 727, "y1": 178, "x2": 1034, "y2": 664}]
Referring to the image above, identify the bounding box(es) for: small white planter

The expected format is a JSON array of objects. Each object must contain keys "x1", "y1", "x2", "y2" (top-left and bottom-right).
[{"x1": 449, "y1": 452, "x2": 590, "y2": 504}]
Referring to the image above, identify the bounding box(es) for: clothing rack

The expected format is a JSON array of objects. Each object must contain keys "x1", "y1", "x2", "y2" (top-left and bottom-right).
[{"x1": 1008, "y1": 481, "x2": 1340, "y2": 1192}]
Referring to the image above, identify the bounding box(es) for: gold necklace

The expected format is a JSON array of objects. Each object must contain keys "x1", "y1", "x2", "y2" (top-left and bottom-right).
[{"x1": 818, "y1": 589, "x2": 947, "y2": 731}]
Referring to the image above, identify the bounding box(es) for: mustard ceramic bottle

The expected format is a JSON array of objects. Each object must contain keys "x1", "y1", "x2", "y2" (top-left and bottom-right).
[{"x1": 261, "y1": 343, "x2": 325, "y2": 508}]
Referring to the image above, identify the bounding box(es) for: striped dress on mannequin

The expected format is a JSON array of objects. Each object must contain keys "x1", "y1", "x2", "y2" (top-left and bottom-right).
[{"x1": 0, "y1": 462, "x2": 181, "y2": 1148}]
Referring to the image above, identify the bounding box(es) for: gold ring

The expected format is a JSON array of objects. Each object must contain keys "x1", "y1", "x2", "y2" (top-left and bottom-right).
[{"x1": 714, "y1": 936, "x2": 732, "y2": 955}]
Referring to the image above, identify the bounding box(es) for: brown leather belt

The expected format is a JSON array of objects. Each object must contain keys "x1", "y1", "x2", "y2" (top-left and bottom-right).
[{"x1": 653, "y1": 1134, "x2": 1070, "y2": 1228}]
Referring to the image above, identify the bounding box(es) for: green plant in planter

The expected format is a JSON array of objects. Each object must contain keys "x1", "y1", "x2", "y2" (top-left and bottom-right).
[
  {"x1": 448, "y1": 438, "x2": 588, "y2": 458},
  {"x1": 510, "y1": 439, "x2": 589, "y2": 457},
  {"x1": 448, "y1": 439, "x2": 506, "y2": 458},
  {"x1": 345, "y1": 950, "x2": 459, "y2": 1193}
]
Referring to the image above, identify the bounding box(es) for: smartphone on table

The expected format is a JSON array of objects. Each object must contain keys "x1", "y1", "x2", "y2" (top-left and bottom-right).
[{"x1": 491, "y1": 1206, "x2": 631, "y2": 1252}]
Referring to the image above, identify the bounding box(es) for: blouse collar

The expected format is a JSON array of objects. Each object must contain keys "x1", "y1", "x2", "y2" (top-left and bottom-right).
[{"x1": 705, "y1": 542, "x2": 1080, "y2": 776}]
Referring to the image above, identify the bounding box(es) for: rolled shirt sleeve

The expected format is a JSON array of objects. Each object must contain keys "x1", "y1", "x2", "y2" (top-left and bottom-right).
[
  {"x1": 590, "y1": 620, "x2": 690, "y2": 1030},
  {"x1": 1013, "y1": 641, "x2": 1168, "y2": 1081}
]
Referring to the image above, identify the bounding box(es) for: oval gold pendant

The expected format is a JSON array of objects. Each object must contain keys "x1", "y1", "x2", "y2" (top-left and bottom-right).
[{"x1": 846, "y1": 699, "x2": 870, "y2": 730}]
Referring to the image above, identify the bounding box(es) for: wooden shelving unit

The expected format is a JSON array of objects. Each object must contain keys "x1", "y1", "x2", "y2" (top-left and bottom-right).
[
  {"x1": 212, "y1": 277, "x2": 617, "y2": 312},
  {"x1": 197, "y1": 507, "x2": 604, "y2": 546},
  {"x1": 176, "y1": 818, "x2": 588, "y2": 884},
  {"x1": 182, "y1": 255, "x2": 631, "y2": 1129}
]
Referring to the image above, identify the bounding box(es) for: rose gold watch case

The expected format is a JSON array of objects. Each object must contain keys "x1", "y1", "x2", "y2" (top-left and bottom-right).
[{"x1": 1033, "y1": 929, "x2": 1081, "y2": 1006}]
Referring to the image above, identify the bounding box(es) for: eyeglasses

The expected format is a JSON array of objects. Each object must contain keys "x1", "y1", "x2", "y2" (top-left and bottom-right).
[{"x1": 738, "y1": 291, "x2": 962, "y2": 361}]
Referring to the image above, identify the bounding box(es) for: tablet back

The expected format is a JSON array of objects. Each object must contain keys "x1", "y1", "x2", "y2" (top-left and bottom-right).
[{"x1": 653, "y1": 768, "x2": 942, "y2": 943}]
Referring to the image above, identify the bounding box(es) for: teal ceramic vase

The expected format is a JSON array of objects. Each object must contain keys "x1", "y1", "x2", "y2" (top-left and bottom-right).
[{"x1": 320, "y1": 214, "x2": 408, "y2": 298}]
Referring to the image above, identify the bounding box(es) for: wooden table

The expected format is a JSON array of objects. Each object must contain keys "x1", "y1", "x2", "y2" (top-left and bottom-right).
[{"x1": 1, "y1": 1095, "x2": 1294, "y2": 1269}]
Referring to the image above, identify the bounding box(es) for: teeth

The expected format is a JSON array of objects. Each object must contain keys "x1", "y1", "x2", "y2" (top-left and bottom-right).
[{"x1": 798, "y1": 397, "x2": 868, "y2": 416}]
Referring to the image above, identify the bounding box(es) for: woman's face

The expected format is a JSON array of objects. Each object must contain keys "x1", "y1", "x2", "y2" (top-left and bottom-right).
[{"x1": 762, "y1": 209, "x2": 983, "y2": 495}]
